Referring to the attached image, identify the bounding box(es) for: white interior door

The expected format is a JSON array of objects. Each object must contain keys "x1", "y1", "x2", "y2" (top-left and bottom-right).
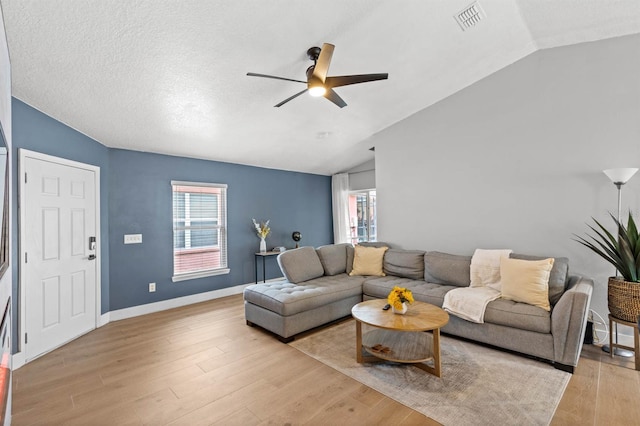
[{"x1": 20, "y1": 150, "x2": 99, "y2": 361}]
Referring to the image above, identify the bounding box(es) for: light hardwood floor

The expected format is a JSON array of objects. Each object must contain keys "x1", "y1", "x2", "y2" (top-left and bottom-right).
[{"x1": 11, "y1": 294, "x2": 640, "y2": 425}]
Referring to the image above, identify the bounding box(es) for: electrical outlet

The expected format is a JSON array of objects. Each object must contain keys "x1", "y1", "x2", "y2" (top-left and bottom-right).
[{"x1": 149, "y1": 282, "x2": 156, "y2": 292}]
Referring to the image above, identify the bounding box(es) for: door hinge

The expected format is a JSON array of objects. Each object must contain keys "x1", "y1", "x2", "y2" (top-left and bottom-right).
[
  {"x1": 24, "y1": 252, "x2": 27, "y2": 263},
  {"x1": 25, "y1": 333, "x2": 27, "y2": 344},
  {"x1": 24, "y1": 172, "x2": 27, "y2": 184}
]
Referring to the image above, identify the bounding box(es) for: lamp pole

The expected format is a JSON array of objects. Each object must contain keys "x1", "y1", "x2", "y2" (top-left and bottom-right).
[{"x1": 602, "y1": 168, "x2": 638, "y2": 357}]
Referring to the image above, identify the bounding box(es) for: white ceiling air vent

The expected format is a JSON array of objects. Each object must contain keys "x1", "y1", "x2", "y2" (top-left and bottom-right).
[{"x1": 454, "y1": 2, "x2": 485, "y2": 31}]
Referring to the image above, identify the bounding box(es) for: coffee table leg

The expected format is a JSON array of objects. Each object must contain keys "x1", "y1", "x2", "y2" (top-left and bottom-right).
[
  {"x1": 356, "y1": 320, "x2": 363, "y2": 363},
  {"x1": 432, "y1": 328, "x2": 442, "y2": 378}
]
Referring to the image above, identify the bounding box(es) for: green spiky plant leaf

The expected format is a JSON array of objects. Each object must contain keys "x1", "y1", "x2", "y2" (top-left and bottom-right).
[{"x1": 574, "y1": 212, "x2": 640, "y2": 283}]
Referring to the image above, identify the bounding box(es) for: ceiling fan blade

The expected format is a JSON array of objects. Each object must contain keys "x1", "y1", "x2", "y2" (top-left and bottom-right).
[
  {"x1": 325, "y1": 73, "x2": 389, "y2": 88},
  {"x1": 274, "y1": 89, "x2": 308, "y2": 107},
  {"x1": 312, "y1": 43, "x2": 335, "y2": 82},
  {"x1": 247, "y1": 72, "x2": 306, "y2": 84},
  {"x1": 324, "y1": 88, "x2": 347, "y2": 108}
]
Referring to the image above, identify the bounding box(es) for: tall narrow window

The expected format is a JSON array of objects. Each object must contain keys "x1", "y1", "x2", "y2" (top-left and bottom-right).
[
  {"x1": 348, "y1": 190, "x2": 377, "y2": 244},
  {"x1": 172, "y1": 181, "x2": 229, "y2": 281}
]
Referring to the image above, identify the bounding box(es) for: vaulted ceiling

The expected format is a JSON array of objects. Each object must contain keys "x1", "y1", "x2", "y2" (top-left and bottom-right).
[{"x1": 2, "y1": 1, "x2": 639, "y2": 175}]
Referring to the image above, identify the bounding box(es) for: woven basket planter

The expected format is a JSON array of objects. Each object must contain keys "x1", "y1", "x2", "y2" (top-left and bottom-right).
[{"x1": 608, "y1": 277, "x2": 640, "y2": 323}]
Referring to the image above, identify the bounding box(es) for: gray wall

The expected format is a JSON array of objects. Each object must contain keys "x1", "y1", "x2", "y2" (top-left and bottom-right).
[
  {"x1": 347, "y1": 159, "x2": 375, "y2": 191},
  {"x1": 108, "y1": 149, "x2": 332, "y2": 311},
  {"x1": 373, "y1": 33, "x2": 640, "y2": 326}
]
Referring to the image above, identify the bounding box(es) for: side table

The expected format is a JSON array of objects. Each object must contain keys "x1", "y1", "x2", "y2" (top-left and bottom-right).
[
  {"x1": 609, "y1": 314, "x2": 640, "y2": 371},
  {"x1": 254, "y1": 251, "x2": 280, "y2": 284}
]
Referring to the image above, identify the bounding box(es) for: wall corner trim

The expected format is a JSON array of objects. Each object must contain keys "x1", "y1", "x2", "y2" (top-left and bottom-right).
[{"x1": 98, "y1": 313, "x2": 110, "y2": 327}]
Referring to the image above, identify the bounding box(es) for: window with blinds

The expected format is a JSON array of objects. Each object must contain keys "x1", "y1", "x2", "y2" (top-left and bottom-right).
[{"x1": 171, "y1": 181, "x2": 229, "y2": 281}]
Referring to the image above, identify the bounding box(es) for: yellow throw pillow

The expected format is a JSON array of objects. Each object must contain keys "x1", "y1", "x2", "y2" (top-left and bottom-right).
[
  {"x1": 500, "y1": 257, "x2": 554, "y2": 311},
  {"x1": 349, "y1": 245, "x2": 388, "y2": 276}
]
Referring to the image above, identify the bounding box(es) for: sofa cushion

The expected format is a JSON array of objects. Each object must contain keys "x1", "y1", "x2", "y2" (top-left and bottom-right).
[
  {"x1": 359, "y1": 241, "x2": 391, "y2": 248},
  {"x1": 350, "y1": 245, "x2": 388, "y2": 276},
  {"x1": 244, "y1": 274, "x2": 365, "y2": 316},
  {"x1": 316, "y1": 243, "x2": 350, "y2": 276},
  {"x1": 383, "y1": 249, "x2": 426, "y2": 280},
  {"x1": 424, "y1": 251, "x2": 471, "y2": 287},
  {"x1": 363, "y1": 276, "x2": 457, "y2": 308},
  {"x1": 346, "y1": 245, "x2": 354, "y2": 274},
  {"x1": 500, "y1": 257, "x2": 554, "y2": 311},
  {"x1": 510, "y1": 253, "x2": 569, "y2": 306},
  {"x1": 484, "y1": 299, "x2": 551, "y2": 334},
  {"x1": 277, "y1": 247, "x2": 325, "y2": 284}
]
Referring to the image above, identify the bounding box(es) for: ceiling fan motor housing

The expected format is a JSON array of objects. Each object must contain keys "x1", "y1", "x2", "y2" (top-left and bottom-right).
[{"x1": 307, "y1": 46, "x2": 321, "y2": 62}]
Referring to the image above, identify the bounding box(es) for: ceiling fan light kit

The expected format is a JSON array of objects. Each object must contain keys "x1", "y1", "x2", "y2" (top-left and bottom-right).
[{"x1": 247, "y1": 43, "x2": 388, "y2": 108}]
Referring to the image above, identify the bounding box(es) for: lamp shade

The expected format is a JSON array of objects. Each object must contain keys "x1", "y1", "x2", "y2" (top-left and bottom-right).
[{"x1": 603, "y1": 168, "x2": 639, "y2": 185}]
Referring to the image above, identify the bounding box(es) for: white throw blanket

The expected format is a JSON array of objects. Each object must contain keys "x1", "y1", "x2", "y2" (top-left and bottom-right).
[
  {"x1": 470, "y1": 248, "x2": 513, "y2": 290},
  {"x1": 443, "y1": 248, "x2": 512, "y2": 323},
  {"x1": 443, "y1": 286, "x2": 500, "y2": 323}
]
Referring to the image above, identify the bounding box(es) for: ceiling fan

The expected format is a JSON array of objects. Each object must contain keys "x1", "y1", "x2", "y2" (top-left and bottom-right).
[{"x1": 247, "y1": 43, "x2": 388, "y2": 108}]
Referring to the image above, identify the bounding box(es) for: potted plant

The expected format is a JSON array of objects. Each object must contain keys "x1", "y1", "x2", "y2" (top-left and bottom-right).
[
  {"x1": 387, "y1": 286, "x2": 414, "y2": 315},
  {"x1": 575, "y1": 212, "x2": 640, "y2": 322}
]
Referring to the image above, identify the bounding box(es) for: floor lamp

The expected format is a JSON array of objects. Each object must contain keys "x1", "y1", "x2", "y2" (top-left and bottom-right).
[{"x1": 602, "y1": 167, "x2": 638, "y2": 357}]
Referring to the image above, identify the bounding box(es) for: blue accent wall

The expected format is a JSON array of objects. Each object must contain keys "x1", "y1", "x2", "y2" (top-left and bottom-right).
[
  {"x1": 108, "y1": 149, "x2": 332, "y2": 310},
  {"x1": 12, "y1": 97, "x2": 333, "y2": 314},
  {"x1": 12, "y1": 99, "x2": 111, "y2": 314}
]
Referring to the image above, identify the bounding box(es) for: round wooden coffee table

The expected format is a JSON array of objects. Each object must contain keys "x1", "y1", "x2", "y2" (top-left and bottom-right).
[{"x1": 351, "y1": 299, "x2": 449, "y2": 377}]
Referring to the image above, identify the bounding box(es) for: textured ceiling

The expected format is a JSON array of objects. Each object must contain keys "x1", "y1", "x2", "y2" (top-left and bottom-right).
[{"x1": 2, "y1": 0, "x2": 639, "y2": 175}]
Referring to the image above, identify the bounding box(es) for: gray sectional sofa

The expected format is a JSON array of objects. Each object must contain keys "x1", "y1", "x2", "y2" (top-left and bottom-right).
[{"x1": 243, "y1": 243, "x2": 593, "y2": 373}]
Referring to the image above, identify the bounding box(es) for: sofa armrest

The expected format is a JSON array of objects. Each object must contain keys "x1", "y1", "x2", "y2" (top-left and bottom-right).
[{"x1": 551, "y1": 275, "x2": 594, "y2": 367}]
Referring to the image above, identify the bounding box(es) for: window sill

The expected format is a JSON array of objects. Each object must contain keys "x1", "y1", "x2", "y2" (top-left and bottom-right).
[{"x1": 172, "y1": 268, "x2": 230, "y2": 283}]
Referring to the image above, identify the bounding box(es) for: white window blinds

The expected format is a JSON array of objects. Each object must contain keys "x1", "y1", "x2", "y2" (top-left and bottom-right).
[{"x1": 172, "y1": 181, "x2": 229, "y2": 281}]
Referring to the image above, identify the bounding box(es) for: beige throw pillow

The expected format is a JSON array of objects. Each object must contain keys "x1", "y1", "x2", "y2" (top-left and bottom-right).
[
  {"x1": 500, "y1": 257, "x2": 554, "y2": 311},
  {"x1": 349, "y1": 245, "x2": 388, "y2": 276}
]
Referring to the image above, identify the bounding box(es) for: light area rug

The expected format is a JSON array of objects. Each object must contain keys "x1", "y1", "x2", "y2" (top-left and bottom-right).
[{"x1": 290, "y1": 320, "x2": 570, "y2": 426}]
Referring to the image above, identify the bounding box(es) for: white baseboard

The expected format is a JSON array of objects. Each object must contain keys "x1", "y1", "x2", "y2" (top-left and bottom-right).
[
  {"x1": 108, "y1": 277, "x2": 284, "y2": 322},
  {"x1": 13, "y1": 278, "x2": 284, "y2": 369},
  {"x1": 12, "y1": 352, "x2": 25, "y2": 370},
  {"x1": 108, "y1": 282, "x2": 248, "y2": 321},
  {"x1": 98, "y1": 312, "x2": 110, "y2": 327}
]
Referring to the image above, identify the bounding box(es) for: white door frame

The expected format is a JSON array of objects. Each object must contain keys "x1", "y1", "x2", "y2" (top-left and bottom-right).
[{"x1": 17, "y1": 149, "x2": 101, "y2": 364}]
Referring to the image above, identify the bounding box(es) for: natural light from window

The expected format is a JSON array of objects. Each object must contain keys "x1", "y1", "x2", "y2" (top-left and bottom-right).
[
  {"x1": 172, "y1": 181, "x2": 229, "y2": 281},
  {"x1": 348, "y1": 190, "x2": 376, "y2": 245}
]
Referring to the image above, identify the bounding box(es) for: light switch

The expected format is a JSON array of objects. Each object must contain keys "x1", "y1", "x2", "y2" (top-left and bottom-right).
[{"x1": 124, "y1": 234, "x2": 142, "y2": 244}]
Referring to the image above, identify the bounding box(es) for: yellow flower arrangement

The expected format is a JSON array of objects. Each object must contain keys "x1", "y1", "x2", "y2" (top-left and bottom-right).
[
  {"x1": 387, "y1": 286, "x2": 414, "y2": 310},
  {"x1": 252, "y1": 218, "x2": 271, "y2": 239}
]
